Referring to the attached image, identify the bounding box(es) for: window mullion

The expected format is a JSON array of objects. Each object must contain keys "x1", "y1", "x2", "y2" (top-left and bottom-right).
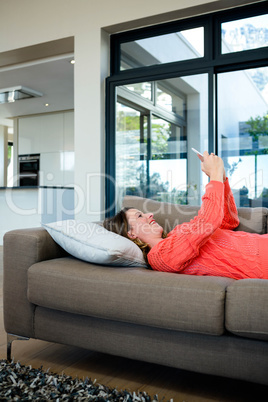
[
  {"x1": 147, "y1": 112, "x2": 152, "y2": 198},
  {"x1": 105, "y1": 79, "x2": 117, "y2": 216}
]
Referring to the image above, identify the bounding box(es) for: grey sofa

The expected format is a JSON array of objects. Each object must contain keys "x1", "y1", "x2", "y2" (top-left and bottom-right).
[{"x1": 3, "y1": 195, "x2": 268, "y2": 386}]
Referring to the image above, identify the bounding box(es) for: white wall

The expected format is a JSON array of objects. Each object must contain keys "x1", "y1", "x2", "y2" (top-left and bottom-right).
[
  {"x1": 0, "y1": 0, "x2": 257, "y2": 221},
  {"x1": 0, "y1": 125, "x2": 8, "y2": 187}
]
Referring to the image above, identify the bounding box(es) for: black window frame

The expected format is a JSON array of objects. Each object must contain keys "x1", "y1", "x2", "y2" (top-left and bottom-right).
[{"x1": 106, "y1": 2, "x2": 268, "y2": 216}]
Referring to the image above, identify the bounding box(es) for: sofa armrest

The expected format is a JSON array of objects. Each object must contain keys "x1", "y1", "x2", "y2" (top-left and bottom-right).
[{"x1": 3, "y1": 227, "x2": 67, "y2": 338}]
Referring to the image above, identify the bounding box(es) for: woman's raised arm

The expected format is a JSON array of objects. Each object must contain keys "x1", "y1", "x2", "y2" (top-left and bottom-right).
[{"x1": 220, "y1": 178, "x2": 240, "y2": 230}]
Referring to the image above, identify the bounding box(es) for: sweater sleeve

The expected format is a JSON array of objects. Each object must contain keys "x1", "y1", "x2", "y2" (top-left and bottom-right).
[
  {"x1": 220, "y1": 178, "x2": 240, "y2": 230},
  {"x1": 148, "y1": 181, "x2": 225, "y2": 273}
]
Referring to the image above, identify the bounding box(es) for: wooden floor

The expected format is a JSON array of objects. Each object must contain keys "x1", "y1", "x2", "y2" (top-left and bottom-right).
[{"x1": 0, "y1": 246, "x2": 267, "y2": 401}]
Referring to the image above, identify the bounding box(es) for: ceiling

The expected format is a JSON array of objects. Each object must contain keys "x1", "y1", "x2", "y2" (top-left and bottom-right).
[{"x1": 0, "y1": 54, "x2": 74, "y2": 126}]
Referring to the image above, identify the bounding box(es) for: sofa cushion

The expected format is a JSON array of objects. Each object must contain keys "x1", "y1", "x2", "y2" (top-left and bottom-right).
[
  {"x1": 27, "y1": 258, "x2": 233, "y2": 336},
  {"x1": 225, "y1": 279, "x2": 268, "y2": 341},
  {"x1": 235, "y1": 207, "x2": 268, "y2": 234},
  {"x1": 122, "y1": 196, "x2": 268, "y2": 234},
  {"x1": 42, "y1": 220, "x2": 147, "y2": 268}
]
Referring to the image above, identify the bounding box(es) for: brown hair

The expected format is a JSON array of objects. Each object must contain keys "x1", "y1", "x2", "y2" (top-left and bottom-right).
[{"x1": 103, "y1": 207, "x2": 167, "y2": 267}]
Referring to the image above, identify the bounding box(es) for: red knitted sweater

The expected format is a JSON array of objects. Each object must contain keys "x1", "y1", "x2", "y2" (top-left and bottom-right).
[{"x1": 148, "y1": 179, "x2": 268, "y2": 279}]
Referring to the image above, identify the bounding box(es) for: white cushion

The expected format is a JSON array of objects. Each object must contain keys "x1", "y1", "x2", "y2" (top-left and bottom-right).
[{"x1": 42, "y1": 220, "x2": 147, "y2": 267}]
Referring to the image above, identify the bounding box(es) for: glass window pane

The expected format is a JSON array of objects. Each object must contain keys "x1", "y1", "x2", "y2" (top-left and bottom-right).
[
  {"x1": 156, "y1": 81, "x2": 185, "y2": 116},
  {"x1": 115, "y1": 102, "x2": 147, "y2": 210},
  {"x1": 218, "y1": 67, "x2": 268, "y2": 207},
  {"x1": 115, "y1": 74, "x2": 208, "y2": 209},
  {"x1": 151, "y1": 116, "x2": 183, "y2": 158},
  {"x1": 120, "y1": 27, "x2": 204, "y2": 70},
  {"x1": 149, "y1": 116, "x2": 187, "y2": 203},
  {"x1": 222, "y1": 14, "x2": 268, "y2": 54},
  {"x1": 124, "y1": 82, "x2": 152, "y2": 101}
]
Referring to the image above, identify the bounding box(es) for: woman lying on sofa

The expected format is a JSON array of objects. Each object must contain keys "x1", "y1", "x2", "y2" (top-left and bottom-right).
[{"x1": 103, "y1": 151, "x2": 268, "y2": 280}]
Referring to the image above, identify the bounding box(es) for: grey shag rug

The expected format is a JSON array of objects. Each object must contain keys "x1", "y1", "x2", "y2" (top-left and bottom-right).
[{"x1": 0, "y1": 360, "x2": 170, "y2": 401}]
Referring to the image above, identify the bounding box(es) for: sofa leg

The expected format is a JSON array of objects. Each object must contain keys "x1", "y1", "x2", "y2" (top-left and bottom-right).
[{"x1": 7, "y1": 333, "x2": 29, "y2": 362}]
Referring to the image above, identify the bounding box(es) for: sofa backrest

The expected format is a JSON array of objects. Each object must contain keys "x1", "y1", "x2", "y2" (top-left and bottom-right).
[{"x1": 122, "y1": 195, "x2": 268, "y2": 234}]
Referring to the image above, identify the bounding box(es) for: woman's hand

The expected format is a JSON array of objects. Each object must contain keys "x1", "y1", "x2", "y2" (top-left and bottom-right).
[{"x1": 201, "y1": 151, "x2": 224, "y2": 182}]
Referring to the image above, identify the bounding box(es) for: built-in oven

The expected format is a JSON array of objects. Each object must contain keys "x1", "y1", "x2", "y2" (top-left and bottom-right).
[{"x1": 18, "y1": 154, "x2": 40, "y2": 186}]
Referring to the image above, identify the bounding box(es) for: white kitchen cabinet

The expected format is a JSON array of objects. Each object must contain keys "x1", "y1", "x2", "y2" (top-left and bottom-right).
[
  {"x1": 62, "y1": 151, "x2": 75, "y2": 186},
  {"x1": 39, "y1": 152, "x2": 64, "y2": 186},
  {"x1": 0, "y1": 187, "x2": 75, "y2": 245},
  {"x1": 18, "y1": 116, "x2": 42, "y2": 154},
  {"x1": 18, "y1": 111, "x2": 73, "y2": 155},
  {"x1": 40, "y1": 151, "x2": 74, "y2": 186},
  {"x1": 39, "y1": 114, "x2": 64, "y2": 153},
  {"x1": 0, "y1": 188, "x2": 41, "y2": 245}
]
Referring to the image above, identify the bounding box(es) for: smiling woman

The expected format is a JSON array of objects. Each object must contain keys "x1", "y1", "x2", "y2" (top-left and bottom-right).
[
  {"x1": 104, "y1": 152, "x2": 268, "y2": 280},
  {"x1": 125, "y1": 208, "x2": 164, "y2": 247},
  {"x1": 103, "y1": 207, "x2": 167, "y2": 265}
]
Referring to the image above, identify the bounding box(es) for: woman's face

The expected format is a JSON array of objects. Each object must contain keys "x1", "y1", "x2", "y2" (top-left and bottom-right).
[{"x1": 126, "y1": 208, "x2": 163, "y2": 246}]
